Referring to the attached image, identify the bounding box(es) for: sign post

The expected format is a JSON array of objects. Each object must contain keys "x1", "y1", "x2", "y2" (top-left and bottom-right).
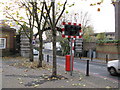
[
  {"x1": 70, "y1": 38, "x2": 75, "y2": 76},
  {"x1": 70, "y1": 38, "x2": 73, "y2": 76}
]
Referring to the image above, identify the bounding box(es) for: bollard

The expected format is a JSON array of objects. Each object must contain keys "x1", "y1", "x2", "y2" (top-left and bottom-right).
[
  {"x1": 106, "y1": 55, "x2": 108, "y2": 63},
  {"x1": 47, "y1": 55, "x2": 49, "y2": 62},
  {"x1": 79, "y1": 54, "x2": 81, "y2": 60},
  {"x1": 86, "y1": 60, "x2": 89, "y2": 76},
  {"x1": 42, "y1": 54, "x2": 43, "y2": 61},
  {"x1": 91, "y1": 53, "x2": 93, "y2": 61}
]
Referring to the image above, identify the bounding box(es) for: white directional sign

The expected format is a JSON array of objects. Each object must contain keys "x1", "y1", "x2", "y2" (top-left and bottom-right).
[{"x1": 75, "y1": 38, "x2": 83, "y2": 53}]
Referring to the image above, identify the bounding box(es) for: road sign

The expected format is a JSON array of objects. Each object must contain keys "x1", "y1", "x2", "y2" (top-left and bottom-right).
[
  {"x1": 74, "y1": 38, "x2": 83, "y2": 53},
  {"x1": 64, "y1": 25, "x2": 80, "y2": 36},
  {"x1": 62, "y1": 22, "x2": 82, "y2": 38}
]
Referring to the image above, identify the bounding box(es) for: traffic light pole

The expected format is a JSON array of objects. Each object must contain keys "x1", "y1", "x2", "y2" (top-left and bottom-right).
[
  {"x1": 70, "y1": 38, "x2": 72, "y2": 76},
  {"x1": 70, "y1": 38, "x2": 73, "y2": 76},
  {"x1": 70, "y1": 38, "x2": 75, "y2": 76}
]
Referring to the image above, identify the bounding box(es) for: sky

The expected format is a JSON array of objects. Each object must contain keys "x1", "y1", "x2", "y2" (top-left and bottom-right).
[
  {"x1": 66, "y1": 0, "x2": 115, "y2": 33},
  {"x1": 0, "y1": 0, "x2": 115, "y2": 33}
]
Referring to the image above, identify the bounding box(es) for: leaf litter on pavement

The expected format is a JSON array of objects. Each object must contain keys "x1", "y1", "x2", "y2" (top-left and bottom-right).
[{"x1": 24, "y1": 74, "x2": 68, "y2": 87}]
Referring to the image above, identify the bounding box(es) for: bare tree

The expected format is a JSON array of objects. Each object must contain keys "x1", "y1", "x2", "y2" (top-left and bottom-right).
[
  {"x1": 3, "y1": 0, "x2": 35, "y2": 62},
  {"x1": 44, "y1": 0, "x2": 67, "y2": 76}
]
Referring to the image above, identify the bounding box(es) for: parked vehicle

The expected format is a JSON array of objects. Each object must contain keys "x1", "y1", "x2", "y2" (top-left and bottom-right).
[
  {"x1": 33, "y1": 49, "x2": 39, "y2": 55},
  {"x1": 107, "y1": 60, "x2": 120, "y2": 75}
]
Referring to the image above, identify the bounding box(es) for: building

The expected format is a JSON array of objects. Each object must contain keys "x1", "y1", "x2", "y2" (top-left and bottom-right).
[{"x1": 0, "y1": 21, "x2": 16, "y2": 56}]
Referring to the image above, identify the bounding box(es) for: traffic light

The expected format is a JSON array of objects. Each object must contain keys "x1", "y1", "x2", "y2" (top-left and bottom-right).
[{"x1": 64, "y1": 24, "x2": 81, "y2": 36}]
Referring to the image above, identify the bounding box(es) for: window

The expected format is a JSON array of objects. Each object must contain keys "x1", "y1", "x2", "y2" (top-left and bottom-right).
[{"x1": 0, "y1": 38, "x2": 6, "y2": 49}]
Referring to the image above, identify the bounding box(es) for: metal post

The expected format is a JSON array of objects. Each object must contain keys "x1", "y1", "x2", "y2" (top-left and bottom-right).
[
  {"x1": 42, "y1": 54, "x2": 43, "y2": 61},
  {"x1": 106, "y1": 55, "x2": 108, "y2": 63},
  {"x1": 106, "y1": 55, "x2": 109, "y2": 63},
  {"x1": 47, "y1": 55, "x2": 49, "y2": 62},
  {"x1": 70, "y1": 38, "x2": 73, "y2": 76},
  {"x1": 91, "y1": 52, "x2": 93, "y2": 61},
  {"x1": 79, "y1": 53, "x2": 81, "y2": 60},
  {"x1": 86, "y1": 60, "x2": 89, "y2": 76}
]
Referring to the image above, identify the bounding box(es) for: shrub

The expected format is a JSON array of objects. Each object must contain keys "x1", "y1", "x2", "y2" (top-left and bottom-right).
[{"x1": 96, "y1": 40, "x2": 120, "y2": 44}]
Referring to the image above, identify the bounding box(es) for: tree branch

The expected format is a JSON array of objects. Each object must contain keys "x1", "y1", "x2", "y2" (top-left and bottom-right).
[
  {"x1": 44, "y1": 2, "x2": 53, "y2": 28},
  {"x1": 34, "y1": 26, "x2": 62, "y2": 38},
  {"x1": 39, "y1": 2, "x2": 45, "y2": 27},
  {"x1": 21, "y1": 0, "x2": 32, "y2": 16},
  {"x1": 55, "y1": 0, "x2": 67, "y2": 26}
]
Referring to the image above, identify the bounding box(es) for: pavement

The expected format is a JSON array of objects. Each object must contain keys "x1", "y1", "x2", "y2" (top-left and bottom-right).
[{"x1": 1, "y1": 56, "x2": 120, "y2": 89}]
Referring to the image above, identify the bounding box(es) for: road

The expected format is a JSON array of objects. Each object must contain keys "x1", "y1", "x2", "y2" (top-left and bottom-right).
[
  {"x1": 37, "y1": 49, "x2": 120, "y2": 83},
  {"x1": 49, "y1": 55, "x2": 119, "y2": 82}
]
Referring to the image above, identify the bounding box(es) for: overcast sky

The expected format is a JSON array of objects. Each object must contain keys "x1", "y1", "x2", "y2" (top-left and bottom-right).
[
  {"x1": 0, "y1": 0, "x2": 115, "y2": 33},
  {"x1": 66, "y1": 0, "x2": 115, "y2": 33}
]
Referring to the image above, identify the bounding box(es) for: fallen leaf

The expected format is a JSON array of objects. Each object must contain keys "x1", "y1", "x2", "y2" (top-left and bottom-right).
[
  {"x1": 39, "y1": 77, "x2": 42, "y2": 79},
  {"x1": 59, "y1": 74, "x2": 62, "y2": 75},
  {"x1": 106, "y1": 86, "x2": 111, "y2": 88},
  {"x1": 24, "y1": 69, "x2": 28, "y2": 72},
  {"x1": 47, "y1": 78, "x2": 51, "y2": 81},
  {"x1": 83, "y1": 84, "x2": 86, "y2": 87},
  {"x1": 72, "y1": 84, "x2": 75, "y2": 86},
  {"x1": 104, "y1": 78, "x2": 107, "y2": 80},
  {"x1": 39, "y1": 78, "x2": 44, "y2": 80},
  {"x1": 34, "y1": 79, "x2": 37, "y2": 81},
  {"x1": 52, "y1": 77, "x2": 55, "y2": 79},
  {"x1": 64, "y1": 72, "x2": 67, "y2": 74},
  {"x1": 34, "y1": 84, "x2": 39, "y2": 88},
  {"x1": 61, "y1": 86, "x2": 64, "y2": 88},
  {"x1": 47, "y1": 69, "x2": 50, "y2": 71},
  {"x1": 61, "y1": 77, "x2": 65, "y2": 80},
  {"x1": 44, "y1": 76, "x2": 48, "y2": 79},
  {"x1": 66, "y1": 81, "x2": 69, "y2": 83},
  {"x1": 79, "y1": 78, "x2": 82, "y2": 81},
  {"x1": 0, "y1": 70, "x2": 2, "y2": 73},
  {"x1": 17, "y1": 78, "x2": 22, "y2": 80},
  {"x1": 19, "y1": 82, "x2": 23, "y2": 84},
  {"x1": 24, "y1": 74, "x2": 28, "y2": 76},
  {"x1": 74, "y1": 84, "x2": 78, "y2": 86},
  {"x1": 53, "y1": 77, "x2": 57, "y2": 80}
]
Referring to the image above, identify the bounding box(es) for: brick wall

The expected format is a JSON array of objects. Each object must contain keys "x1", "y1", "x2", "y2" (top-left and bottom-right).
[
  {"x1": 96, "y1": 43, "x2": 120, "y2": 60},
  {"x1": 83, "y1": 42, "x2": 96, "y2": 51},
  {"x1": 0, "y1": 27, "x2": 16, "y2": 56}
]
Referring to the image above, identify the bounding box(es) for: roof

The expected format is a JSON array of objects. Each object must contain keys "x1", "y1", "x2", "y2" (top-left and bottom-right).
[
  {"x1": 0, "y1": 20, "x2": 16, "y2": 32},
  {"x1": 0, "y1": 26, "x2": 16, "y2": 32}
]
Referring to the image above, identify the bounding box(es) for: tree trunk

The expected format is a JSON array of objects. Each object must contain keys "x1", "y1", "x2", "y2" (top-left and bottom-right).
[
  {"x1": 52, "y1": 29, "x2": 57, "y2": 76},
  {"x1": 29, "y1": 39, "x2": 34, "y2": 62},
  {"x1": 52, "y1": 1, "x2": 57, "y2": 76},
  {"x1": 37, "y1": 31, "x2": 43, "y2": 67}
]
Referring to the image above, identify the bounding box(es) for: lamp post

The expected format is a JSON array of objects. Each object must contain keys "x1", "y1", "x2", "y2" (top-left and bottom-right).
[
  {"x1": 111, "y1": 0, "x2": 120, "y2": 60},
  {"x1": 111, "y1": 0, "x2": 120, "y2": 40}
]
